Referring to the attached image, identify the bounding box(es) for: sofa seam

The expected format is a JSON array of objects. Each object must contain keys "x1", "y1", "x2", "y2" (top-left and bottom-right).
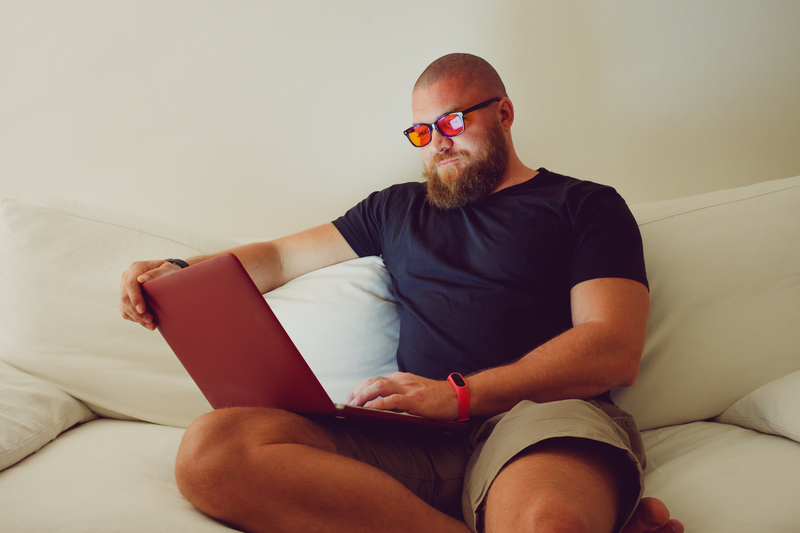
[
  {"x1": 715, "y1": 415, "x2": 800, "y2": 440},
  {"x1": 3, "y1": 201, "x2": 226, "y2": 254},
  {"x1": 637, "y1": 183, "x2": 800, "y2": 227},
  {"x1": 0, "y1": 406, "x2": 95, "y2": 462}
]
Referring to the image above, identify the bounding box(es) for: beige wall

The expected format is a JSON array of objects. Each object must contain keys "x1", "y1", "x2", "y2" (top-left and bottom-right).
[{"x1": 2, "y1": 1, "x2": 799, "y2": 239}]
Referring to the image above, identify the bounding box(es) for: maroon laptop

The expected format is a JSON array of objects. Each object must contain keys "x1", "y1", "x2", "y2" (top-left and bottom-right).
[{"x1": 141, "y1": 253, "x2": 468, "y2": 431}]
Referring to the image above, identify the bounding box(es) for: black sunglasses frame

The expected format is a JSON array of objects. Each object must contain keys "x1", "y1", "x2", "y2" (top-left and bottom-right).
[{"x1": 403, "y1": 97, "x2": 502, "y2": 147}]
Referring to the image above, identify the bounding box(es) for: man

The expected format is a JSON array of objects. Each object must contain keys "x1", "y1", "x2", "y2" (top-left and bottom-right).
[{"x1": 121, "y1": 54, "x2": 684, "y2": 533}]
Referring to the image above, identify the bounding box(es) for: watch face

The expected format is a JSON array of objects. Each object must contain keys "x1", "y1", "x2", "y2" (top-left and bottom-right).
[{"x1": 450, "y1": 373, "x2": 466, "y2": 387}]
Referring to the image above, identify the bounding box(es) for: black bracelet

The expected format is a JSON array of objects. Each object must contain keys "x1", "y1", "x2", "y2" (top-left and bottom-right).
[{"x1": 164, "y1": 258, "x2": 190, "y2": 269}]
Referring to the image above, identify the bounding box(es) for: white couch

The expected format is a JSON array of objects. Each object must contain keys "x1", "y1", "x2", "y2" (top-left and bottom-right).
[{"x1": 1, "y1": 176, "x2": 799, "y2": 532}]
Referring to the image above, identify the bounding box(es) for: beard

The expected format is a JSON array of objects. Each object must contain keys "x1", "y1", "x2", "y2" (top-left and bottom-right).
[{"x1": 423, "y1": 120, "x2": 510, "y2": 210}]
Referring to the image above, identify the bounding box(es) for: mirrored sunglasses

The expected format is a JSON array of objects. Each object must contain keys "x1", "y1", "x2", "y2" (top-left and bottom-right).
[{"x1": 403, "y1": 97, "x2": 501, "y2": 147}]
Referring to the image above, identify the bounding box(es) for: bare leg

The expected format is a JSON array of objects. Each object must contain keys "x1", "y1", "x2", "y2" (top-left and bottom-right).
[
  {"x1": 177, "y1": 409, "x2": 683, "y2": 533},
  {"x1": 175, "y1": 407, "x2": 471, "y2": 533},
  {"x1": 483, "y1": 439, "x2": 621, "y2": 533},
  {"x1": 483, "y1": 439, "x2": 684, "y2": 533}
]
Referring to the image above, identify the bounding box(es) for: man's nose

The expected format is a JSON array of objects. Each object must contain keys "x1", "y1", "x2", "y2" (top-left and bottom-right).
[{"x1": 429, "y1": 129, "x2": 454, "y2": 152}]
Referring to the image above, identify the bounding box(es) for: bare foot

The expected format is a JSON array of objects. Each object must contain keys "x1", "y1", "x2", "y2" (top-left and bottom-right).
[{"x1": 621, "y1": 497, "x2": 684, "y2": 533}]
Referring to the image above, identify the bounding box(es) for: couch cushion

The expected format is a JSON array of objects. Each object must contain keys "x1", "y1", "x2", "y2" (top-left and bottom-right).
[
  {"x1": 641, "y1": 421, "x2": 800, "y2": 533},
  {"x1": 613, "y1": 175, "x2": 800, "y2": 430},
  {"x1": 0, "y1": 196, "x2": 399, "y2": 428},
  {"x1": 0, "y1": 419, "x2": 235, "y2": 532},
  {"x1": 0, "y1": 361, "x2": 96, "y2": 472}
]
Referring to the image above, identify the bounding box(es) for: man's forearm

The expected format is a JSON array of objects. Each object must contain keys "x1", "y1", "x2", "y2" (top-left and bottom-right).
[
  {"x1": 466, "y1": 319, "x2": 642, "y2": 417},
  {"x1": 187, "y1": 241, "x2": 287, "y2": 294}
]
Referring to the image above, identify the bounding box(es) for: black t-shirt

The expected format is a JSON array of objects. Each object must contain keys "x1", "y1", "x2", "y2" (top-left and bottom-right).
[{"x1": 332, "y1": 168, "x2": 647, "y2": 382}]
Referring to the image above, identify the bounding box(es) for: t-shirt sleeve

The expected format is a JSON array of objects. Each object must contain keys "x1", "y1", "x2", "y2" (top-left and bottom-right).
[
  {"x1": 331, "y1": 189, "x2": 387, "y2": 258},
  {"x1": 568, "y1": 186, "x2": 648, "y2": 290}
]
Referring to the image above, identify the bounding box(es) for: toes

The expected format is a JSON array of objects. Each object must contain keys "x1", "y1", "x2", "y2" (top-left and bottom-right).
[
  {"x1": 621, "y1": 497, "x2": 671, "y2": 533},
  {"x1": 662, "y1": 519, "x2": 684, "y2": 533}
]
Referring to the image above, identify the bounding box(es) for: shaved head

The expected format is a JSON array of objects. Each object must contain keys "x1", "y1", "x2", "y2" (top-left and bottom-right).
[{"x1": 414, "y1": 53, "x2": 507, "y2": 97}]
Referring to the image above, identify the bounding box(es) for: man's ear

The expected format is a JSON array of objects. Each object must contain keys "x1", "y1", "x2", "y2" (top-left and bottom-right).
[{"x1": 498, "y1": 97, "x2": 515, "y2": 131}]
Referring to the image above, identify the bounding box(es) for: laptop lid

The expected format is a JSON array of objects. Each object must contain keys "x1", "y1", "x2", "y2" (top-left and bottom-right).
[{"x1": 141, "y1": 254, "x2": 468, "y2": 431}]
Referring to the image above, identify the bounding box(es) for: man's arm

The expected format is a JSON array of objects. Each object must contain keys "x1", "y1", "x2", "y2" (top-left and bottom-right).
[
  {"x1": 346, "y1": 277, "x2": 649, "y2": 420},
  {"x1": 466, "y1": 277, "x2": 648, "y2": 415},
  {"x1": 120, "y1": 222, "x2": 357, "y2": 330}
]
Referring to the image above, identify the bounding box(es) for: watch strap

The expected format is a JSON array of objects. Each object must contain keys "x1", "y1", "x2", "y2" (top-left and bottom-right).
[
  {"x1": 447, "y1": 373, "x2": 470, "y2": 422},
  {"x1": 164, "y1": 258, "x2": 190, "y2": 269}
]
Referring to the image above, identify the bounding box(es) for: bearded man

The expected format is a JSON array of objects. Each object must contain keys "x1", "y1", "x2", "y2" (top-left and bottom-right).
[{"x1": 121, "y1": 53, "x2": 684, "y2": 533}]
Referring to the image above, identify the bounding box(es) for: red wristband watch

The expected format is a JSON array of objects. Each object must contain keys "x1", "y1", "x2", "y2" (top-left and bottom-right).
[{"x1": 447, "y1": 373, "x2": 470, "y2": 422}]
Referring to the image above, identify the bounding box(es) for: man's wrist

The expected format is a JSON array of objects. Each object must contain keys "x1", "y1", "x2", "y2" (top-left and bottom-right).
[
  {"x1": 447, "y1": 373, "x2": 470, "y2": 421},
  {"x1": 164, "y1": 258, "x2": 190, "y2": 269}
]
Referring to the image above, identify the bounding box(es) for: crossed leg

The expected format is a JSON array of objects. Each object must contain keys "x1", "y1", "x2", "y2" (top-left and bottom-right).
[
  {"x1": 175, "y1": 407, "x2": 683, "y2": 533},
  {"x1": 483, "y1": 439, "x2": 622, "y2": 532},
  {"x1": 483, "y1": 439, "x2": 683, "y2": 533},
  {"x1": 175, "y1": 407, "x2": 470, "y2": 533}
]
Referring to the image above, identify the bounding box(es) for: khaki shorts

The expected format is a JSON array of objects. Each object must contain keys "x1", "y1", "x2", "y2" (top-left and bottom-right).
[{"x1": 320, "y1": 399, "x2": 645, "y2": 533}]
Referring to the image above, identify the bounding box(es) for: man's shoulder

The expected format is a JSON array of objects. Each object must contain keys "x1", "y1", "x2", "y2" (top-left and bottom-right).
[
  {"x1": 510, "y1": 168, "x2": 621, "y2": 208},
  {"x1": 532, "y1": 168, "x2": 614, "y2": 194}
]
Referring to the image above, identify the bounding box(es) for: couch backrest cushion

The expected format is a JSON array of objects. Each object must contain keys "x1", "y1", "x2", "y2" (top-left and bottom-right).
[
  {"x1": 4, "y1": 174, "x2": 798, "y2": 433},
  {"x1": 0, "y1": 197, "x2": 399, "y2": 428},
  {"x1": 612, "y1": 175, "x2": 800, "y2": 430},
  {"x1": 0, "y1": 197, "x2": 237, "y2": 427}
]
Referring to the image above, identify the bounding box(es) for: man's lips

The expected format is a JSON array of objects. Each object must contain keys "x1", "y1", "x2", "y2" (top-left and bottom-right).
[{"x1": 435, "y1": 155, "x2": 465, "y2": 167}]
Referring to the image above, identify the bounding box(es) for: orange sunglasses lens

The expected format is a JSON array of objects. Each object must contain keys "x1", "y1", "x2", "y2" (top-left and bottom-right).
[
  {"x1": 406, "y1": 125, "x2": 432, "y2": 147},
  {"x1": 436, "y1": 114, "x2": 465, "y2": 136}
]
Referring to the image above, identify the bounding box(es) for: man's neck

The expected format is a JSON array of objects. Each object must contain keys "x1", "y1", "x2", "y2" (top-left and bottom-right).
[{"x1": 492, "y1": 158, "x2": 538, "y2": 194}]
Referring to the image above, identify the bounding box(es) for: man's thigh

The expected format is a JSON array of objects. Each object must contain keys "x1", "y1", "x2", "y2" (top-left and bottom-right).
[
  {"x1": 463, "y1": 400, "x2": 645, "y2": 533},
  {"x1": 316, "y1": 416, "x2": 474, "y2": 521}
]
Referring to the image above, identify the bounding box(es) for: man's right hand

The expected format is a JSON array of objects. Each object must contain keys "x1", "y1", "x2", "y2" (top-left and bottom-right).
[{"x1": 119, "y1": 260, "x2": 183, "y2": 330}]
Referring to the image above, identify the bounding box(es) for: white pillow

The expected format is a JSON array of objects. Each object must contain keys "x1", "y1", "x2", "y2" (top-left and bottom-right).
[
  {"x1": 714, "y1": 369, "x2": 800, "y2": 443},
  {"x1": 612, "y1": 175, "x2": 800, "y2": 430},
  {"x1": 0, "y1": 196, "x2": 400, "y2": 428},
  {"x1": 0, "y1": 361, "x2": 96, "y2": 471},
  {"x1": 266, "y1": 256, "x2": 399, "y2": 403}
]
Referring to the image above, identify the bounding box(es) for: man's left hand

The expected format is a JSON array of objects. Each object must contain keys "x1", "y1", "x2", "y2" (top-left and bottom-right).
[{"x1": 345, "y1": 372, "x2": 461, "y2": 421}]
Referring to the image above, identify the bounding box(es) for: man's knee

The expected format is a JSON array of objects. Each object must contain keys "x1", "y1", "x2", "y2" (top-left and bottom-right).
[
  {"x1": 174, "y1": 407, "x2": 333, "y2": 516},
  {"x1": 482, "y1": 439, "x2": 622, "y2": 533},
  {"x1": 175, "y1": 408, "x2": 256, "y2": 512},
  {"x1": 484, "y1": 475, "x2": 596, "y2": 533},
  {"x1": 496, "y1": 501, "x2": 593, "y2": 533}
]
